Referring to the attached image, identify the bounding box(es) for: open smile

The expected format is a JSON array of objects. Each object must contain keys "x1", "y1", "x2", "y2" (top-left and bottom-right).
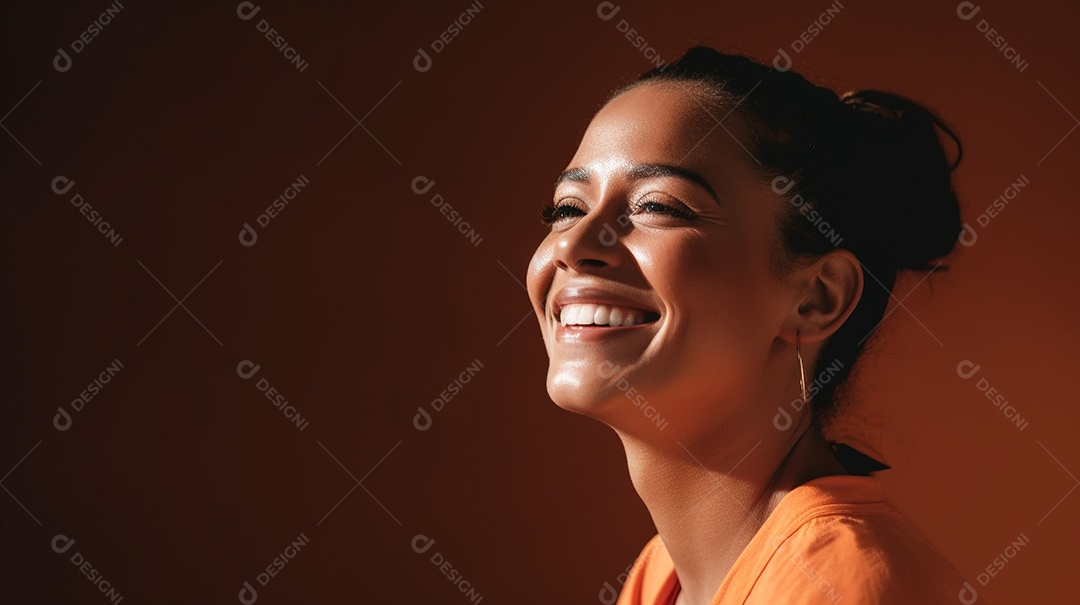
[{"x1": 558, "y1": 303, "x2": 661, "y2": 327}]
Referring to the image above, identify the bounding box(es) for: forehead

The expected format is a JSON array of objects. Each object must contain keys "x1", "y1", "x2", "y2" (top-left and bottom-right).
[{"x1": 568, "y1": 82, "x2": 746, "y2": 179}]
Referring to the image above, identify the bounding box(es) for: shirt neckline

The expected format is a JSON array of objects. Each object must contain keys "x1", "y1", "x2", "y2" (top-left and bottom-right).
[{"x1": 654, "y1": 473, "x2": 890, "y2": 605}]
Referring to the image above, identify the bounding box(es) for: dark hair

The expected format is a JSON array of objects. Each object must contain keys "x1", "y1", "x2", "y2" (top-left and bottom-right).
[{"x1": 611, "y1": 47, "x2": 962, "y2": 428}]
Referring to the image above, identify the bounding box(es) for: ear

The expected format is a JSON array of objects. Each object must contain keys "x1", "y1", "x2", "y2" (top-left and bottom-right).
[{"x1": 780, "y1": 249, "x2": 863, "y2": 345}]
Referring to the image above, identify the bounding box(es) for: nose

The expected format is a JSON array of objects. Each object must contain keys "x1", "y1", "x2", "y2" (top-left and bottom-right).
[{"x1": 552, "y1": 208, "x2": 626, "y2": 272}]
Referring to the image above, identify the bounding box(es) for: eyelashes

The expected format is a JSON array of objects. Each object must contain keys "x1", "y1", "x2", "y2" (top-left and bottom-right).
[
  {"x1": 538, "y1": 198, "x2": 697, "y2": 226},
  {"x1": 635, "y1": 200, "x2": 698, "y2": 221},
  {"x1": 538, "y1": 201, "x2": 584, "y2": 225}
]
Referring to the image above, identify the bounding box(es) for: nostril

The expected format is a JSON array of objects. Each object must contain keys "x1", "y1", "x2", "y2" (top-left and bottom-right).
[{"x1": 576, "y1": 258, "x2": 607, "y2": 268}]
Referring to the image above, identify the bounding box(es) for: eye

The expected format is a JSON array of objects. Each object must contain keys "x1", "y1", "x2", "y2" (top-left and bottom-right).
[
  {"x1": 630, "y1": 196, "x2": 698, "y2": 220},
  {"x1": 539, "y1": 199, "x2": 587, "y2": 225}
]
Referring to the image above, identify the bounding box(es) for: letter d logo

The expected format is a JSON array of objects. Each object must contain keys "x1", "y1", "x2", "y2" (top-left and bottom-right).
[
  {"x1": 598, "y1": 581, "x2": 619, "y2": 605},
  {"x1": 597, "y1": 360, "x2": 621, "y2": 379},
  {"x1": 958, "y1": 581, "x2": 978, "y2": 604},
  {"x1": 53, "y1": 48, "x2": 73, "y2": 73},
  {"x1": 239, "y1": 222, "x2": 258, "y2": 247},
  {"x1": 413, "y1": 48, "x2": 433, "y2": 73},
  {"x1": 773, "y1": 48, "x2": 792, "y2": 72},
  {"x1": 53, "y1": 407, "x2": 72, "y2": 431},
  {"x1": 413, "y1": 408, "x2": 432, "y2": 431},
  {"x1": 956, "y1": 2, "x2": 981, "y2": 21},
  {"x1": 599, "y1": 223, "x2": 618, "y2": 247},
  {"x1": 771, "y1": 175, "x2": 795, "y2": 195},
  {"x1": 236, "y1": 2, "x2": 261, "y2": 20},
  {"x1": 51, "y1": 176, "x2": 75, "y2": 195},
  {"x1": 236, "y1": 360, "x2": 261, "y2": 379},
  {"x1": 956, "y1": 360, "x2": 981, "y2": 380},
  {"x1": 958, "y1": 222, "x2": 978, "y2": 247},
  {"x1": 773, "y1": 407, "x2": 792, "y2": 431},
  {"x1": 411, "y1": 175, "x2": 435, "y2": 195},
  {"x1": 596, "y1": 2, "x2": 621, "y2": 20},
  {"x1": 51, "y1": 534, "x2": 76, "y2": 554},
  {"x1": 411, "y1": 534, "x2": 435, "y2": 554},
  {"x1": 238, "y1": 580, "x2": 258, "y2": 604}
]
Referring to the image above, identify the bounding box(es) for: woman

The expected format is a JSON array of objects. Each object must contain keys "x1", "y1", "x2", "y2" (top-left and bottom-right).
[{"x1": 526, "y1": 47, "x2": 971, "y2": 604}]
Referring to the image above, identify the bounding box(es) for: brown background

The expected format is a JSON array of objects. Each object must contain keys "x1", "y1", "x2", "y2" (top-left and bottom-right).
[{"x1": 2, "y1": 0, "x2": 1077, "y2": 603}]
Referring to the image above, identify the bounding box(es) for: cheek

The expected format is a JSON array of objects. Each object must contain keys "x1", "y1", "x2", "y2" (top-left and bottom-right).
[
  {"x1": 649, "y1": 232, "x2": 782, "y2": 352},
  {"x1": 526, "y1": 238, "x2": 556, "y2": 312},
  {"x1": 656, "y1": 230, "x2": 773, "y2": 300},
  {"x1": 603, "y1": 231, "x2": 785, "y2": 429}
]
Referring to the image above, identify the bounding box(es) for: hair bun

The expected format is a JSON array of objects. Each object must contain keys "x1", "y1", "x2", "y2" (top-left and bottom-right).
[{"x1": 821, "y1": 90, "x2": 963, "y2": 271}]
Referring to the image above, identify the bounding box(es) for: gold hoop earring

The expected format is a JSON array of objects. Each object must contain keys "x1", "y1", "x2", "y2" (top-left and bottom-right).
[{"x1": 796, "y1": 331, "x2": 809, "y2": 410}]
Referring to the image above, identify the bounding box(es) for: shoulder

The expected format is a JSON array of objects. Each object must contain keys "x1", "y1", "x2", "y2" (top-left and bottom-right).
[{"x1": 750, "y1": 503, "x2": 969, "y2": 604}]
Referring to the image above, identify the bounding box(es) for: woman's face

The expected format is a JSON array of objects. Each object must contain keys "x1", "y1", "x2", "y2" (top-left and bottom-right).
[{"x1": 526, "y1": 82, "x2": 803, "y2": 440}]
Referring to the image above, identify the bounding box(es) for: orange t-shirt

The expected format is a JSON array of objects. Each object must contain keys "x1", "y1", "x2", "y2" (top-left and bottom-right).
[{"x1": 615, "y1": 475, "x2": 972, "y2": 604}]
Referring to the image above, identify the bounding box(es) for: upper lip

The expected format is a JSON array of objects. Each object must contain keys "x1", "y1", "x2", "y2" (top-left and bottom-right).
[{"x1": 550, "y1": 285, "x2": 661, "y2": 320}]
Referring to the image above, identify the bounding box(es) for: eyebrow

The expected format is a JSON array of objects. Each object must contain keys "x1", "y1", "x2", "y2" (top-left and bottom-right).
[{"x1": 554, "y1": 163, "x2": 720, "y2": 203}]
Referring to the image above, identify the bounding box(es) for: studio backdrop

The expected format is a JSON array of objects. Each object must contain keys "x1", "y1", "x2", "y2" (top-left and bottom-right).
[{"x1": 1, "y1": 1, "x2": 1077, "y2": 603}]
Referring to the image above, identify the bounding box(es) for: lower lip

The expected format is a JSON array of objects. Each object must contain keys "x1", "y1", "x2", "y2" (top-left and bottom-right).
[{"x1": 554, "y1": 321, "x2": 657, "y2": 342}]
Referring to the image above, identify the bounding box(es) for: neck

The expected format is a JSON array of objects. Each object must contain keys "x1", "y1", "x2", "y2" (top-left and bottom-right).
[{"x1": 616, "y1": 420, "x2": 849, "y2": 605}]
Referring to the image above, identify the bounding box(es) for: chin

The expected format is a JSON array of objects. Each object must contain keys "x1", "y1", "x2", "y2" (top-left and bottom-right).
[
  {"x1": 545, "y1": 362, "x2": 665, "y2": 434},
  {"x1": 546, "y1": 369, "x2": 619, "y2": 417}
]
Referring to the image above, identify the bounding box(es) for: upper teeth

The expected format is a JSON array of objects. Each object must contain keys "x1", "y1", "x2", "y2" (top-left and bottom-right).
[{"x1": 559, "y1": 303, "x2": 649, "y2": 327}]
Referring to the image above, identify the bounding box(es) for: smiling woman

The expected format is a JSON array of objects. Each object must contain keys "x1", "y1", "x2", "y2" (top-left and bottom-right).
[{"x1": 526, "y1": 47, "x2": 967, "y2": 605}]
